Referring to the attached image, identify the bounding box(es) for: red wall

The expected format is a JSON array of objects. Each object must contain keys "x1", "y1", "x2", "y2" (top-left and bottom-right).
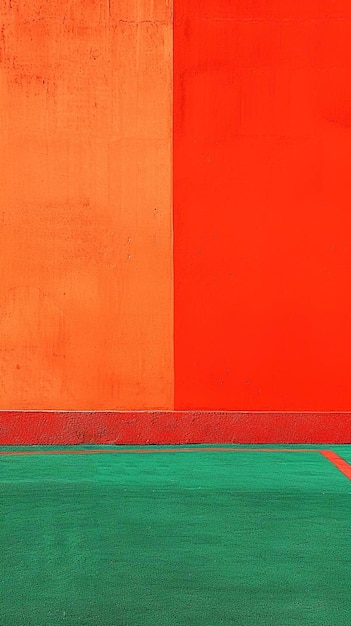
[{"x1": 174, "y1": 0, "x2": 351, "y2": 411}]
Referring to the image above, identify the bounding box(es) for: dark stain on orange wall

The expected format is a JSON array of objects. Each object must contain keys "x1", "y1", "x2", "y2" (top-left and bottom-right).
[
  {"x1": 0, "y1": 0, "x2": 173, "y2": 409},
  {"x1": 174, "y1": 0, "x2": 351, "y2": 410}
]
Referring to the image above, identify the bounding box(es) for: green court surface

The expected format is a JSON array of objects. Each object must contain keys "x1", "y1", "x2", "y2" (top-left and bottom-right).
[{"x1": 0, "y1": 446, "x2": 350, "y2": 625}]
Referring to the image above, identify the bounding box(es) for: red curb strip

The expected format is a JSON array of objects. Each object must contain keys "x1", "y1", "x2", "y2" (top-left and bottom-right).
[{"x1": 0, "y1": 411, "x2": 350, "y2": 444}]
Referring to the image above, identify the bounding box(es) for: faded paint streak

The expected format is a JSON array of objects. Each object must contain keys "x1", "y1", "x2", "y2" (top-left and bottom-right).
[{"x1": 0, "y1": 0, "x2": 173, "y2": 409}]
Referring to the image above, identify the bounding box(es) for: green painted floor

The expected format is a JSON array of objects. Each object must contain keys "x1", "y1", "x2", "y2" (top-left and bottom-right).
[{"x1": 0, "y1": 446, "x2": 350, "y2": 625}]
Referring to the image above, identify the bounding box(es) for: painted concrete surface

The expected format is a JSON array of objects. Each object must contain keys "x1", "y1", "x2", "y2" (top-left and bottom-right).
[
  {"x1": 1, "y1": 0, "x2": 351, "y2": 421},
  {"x1": 0, "y1": 0, "x2": 173, "y2": 410}
]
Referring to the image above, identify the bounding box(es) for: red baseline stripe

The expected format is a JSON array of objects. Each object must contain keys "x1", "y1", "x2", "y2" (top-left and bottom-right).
[
  {"x1": 320, "y1": 450, "x2": 351, "y2": 480},
  {"x1": 0, "y1": 447, "x2": 318, "y2": 457}
]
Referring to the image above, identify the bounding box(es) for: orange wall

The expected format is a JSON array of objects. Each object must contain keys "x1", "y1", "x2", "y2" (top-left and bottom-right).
[{"x1": 0, "y1": 0, "x2": 173, "y2": 410}]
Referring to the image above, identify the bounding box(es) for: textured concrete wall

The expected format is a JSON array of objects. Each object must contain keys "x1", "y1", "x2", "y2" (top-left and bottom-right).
[{"x1": 0, "y1": 0, "x2": 173, "y2": 410}]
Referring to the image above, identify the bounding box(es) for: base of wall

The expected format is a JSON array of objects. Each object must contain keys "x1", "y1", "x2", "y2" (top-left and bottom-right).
[{"x1": 0, "y1": 411, "x2": 350, "y2": 445}]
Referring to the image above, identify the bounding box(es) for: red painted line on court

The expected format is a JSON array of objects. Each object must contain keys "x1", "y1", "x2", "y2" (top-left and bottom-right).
[
  {"x1": 0, "y1": 447, "x2": 318, "y2": 457},
  {"x1": 320, "y1": 450, "x2": 351, "y2": 480}
]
